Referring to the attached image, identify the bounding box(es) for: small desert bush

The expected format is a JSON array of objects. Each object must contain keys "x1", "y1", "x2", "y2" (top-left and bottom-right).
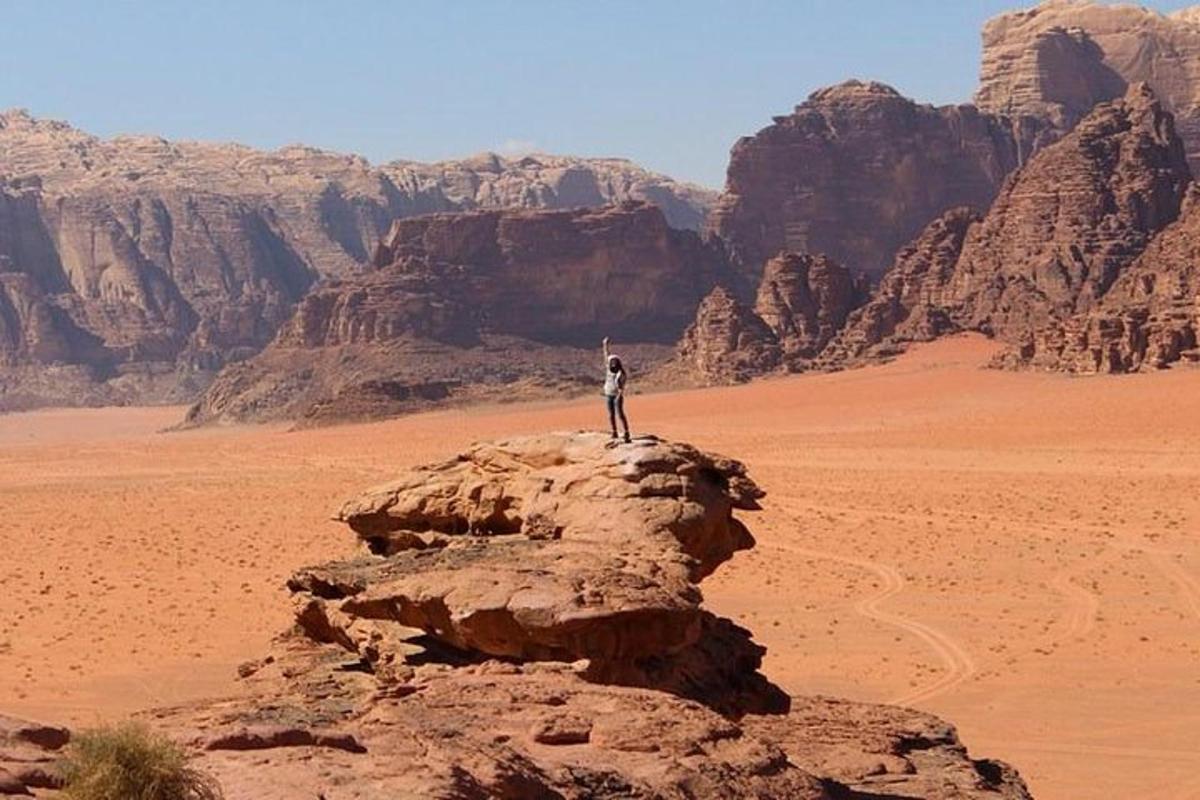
[{"x1": 59, "y1": 722, "x2": 222, "y2": 800}]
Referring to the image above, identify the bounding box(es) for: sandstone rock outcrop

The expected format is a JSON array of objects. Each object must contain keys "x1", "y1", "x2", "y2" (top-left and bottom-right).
[
  {"x1": 0, "y1": 715, "x2": 68, "y2": 795},
  {"x1": 976, "y1": 0, "x2": 1200, "y2": 170},
  {"x1": 754, "y1": 252, "x2": 864, "y2": 363},
  {"x1": 1037, "y1": 184, "x2": 1200, "y2": 372},
  {"x1": 673, "y1": 251, "x2": 866, "y2": 384},
  {"x1": 386, "y1": 152, "x2": 717, "y2": 231},
  {"x1": 822, "y1": 84, "x2": 1192, "y2": 368},
  {"x1": 707, "y1": 80, "x2": 1054, "y2": 281},
  {"x1": 186, "y1": 203, "x2": 728, "y2": 424},
  {"x1": 675, "y1": 287, "x2": 781, "y2": 385},
  {"x1": 146, "y1": 433, "x2": 1031, "y2": 799},
  {"x1": 819, "y1": 208, "x2": 979, "y2": 365},
  {"x1": 0, "y1": 110, "x2": 715, "y2": 409}
]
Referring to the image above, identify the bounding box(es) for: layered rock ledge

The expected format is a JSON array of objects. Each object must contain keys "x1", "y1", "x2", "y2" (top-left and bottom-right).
[{"x1": 135, "y1": 433, "x2": 1030, "y2": 799}]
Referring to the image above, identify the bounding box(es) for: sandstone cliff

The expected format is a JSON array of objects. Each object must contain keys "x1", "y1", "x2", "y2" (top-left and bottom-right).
[
  {"x1": 675, "y1": 287, "x2": 782, "y2": 385},
  {"x1": 186, "y1": 203, "x2": 728, "y2": 425},
  {"x1": 1037, "y1": 184, "x2": 1200, "y2": 372},
  {"x1": 976, "y1": 0, "x2": 1200, "y2": 170},
  {"x1": 707, "y1": 80, "x2": 1055, "y2": 281},
  {"x1": 0, "y1": 110, "x2": 715, "y2": 409},
  {"x1": 822, "y1": 84, "x2": 1192, "y2": 368},
  {"x1": 140, "y1": 433, "x2": 1032, "y2": 799},
  {"x1": 674, "y1": 251, "x2": 865, "y2": 384}
]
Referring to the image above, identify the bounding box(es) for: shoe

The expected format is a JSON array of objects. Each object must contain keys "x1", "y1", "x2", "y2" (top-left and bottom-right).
[
  {"x1": 610, "y1": 432, "x2": 619, "y2": 440},
  {"x1": 623, "y1": 432, "x2": 632, "y2": 443}
]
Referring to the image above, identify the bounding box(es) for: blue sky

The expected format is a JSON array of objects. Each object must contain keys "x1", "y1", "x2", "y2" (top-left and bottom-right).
[{"x1": 2, "y1": 1, "x2": 1194, "y2": 188}]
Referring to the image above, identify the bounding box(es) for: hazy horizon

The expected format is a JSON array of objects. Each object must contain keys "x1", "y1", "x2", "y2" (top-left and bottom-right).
[{"x1": 3, "y1": 0, "x2": 1196, "y2": 188}]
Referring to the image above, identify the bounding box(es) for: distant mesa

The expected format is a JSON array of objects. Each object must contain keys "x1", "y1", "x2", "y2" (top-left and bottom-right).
[
  {"x1": 0, "y1": 110, "x2": 714, "y2": 411},
  {"x1": 185, "y1": 202, "x2": 731, "y2": 425}
]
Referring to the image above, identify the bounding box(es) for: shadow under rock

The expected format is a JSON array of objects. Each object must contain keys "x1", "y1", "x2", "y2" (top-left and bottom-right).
[{"x1": 582, "y1": 611, "x2": 791, "y2": 718}]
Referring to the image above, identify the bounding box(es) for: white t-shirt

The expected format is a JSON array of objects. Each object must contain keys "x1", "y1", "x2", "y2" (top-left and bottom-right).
[{"x1": 603, "y1": 363, "x2": 626, "y2": 397}]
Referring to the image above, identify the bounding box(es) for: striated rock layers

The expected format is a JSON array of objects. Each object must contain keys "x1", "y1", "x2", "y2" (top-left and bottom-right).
[
  {"x1": 976, "y1": 0, "x2": 1200, "y2": 170},
  {"x1": 0, "y1": 110, "x2": 715, "y2": 410},
  {"x1": 186, "y1": 202, "x2": 728, "y2": 425},
  {"x1": 823, "y1": 84, "x2": 1193, "y2": 368},
  {"x1": 675, "y1": 252, "x2": 864, "y2": 384},
  {"x1": 707, "y1": 80, "x2": 1055, "y2": 281},
  {"x1": 1037, "y1": 184, "x2": 1200, "y2": 373},
  {"x1": 146, "y1": 432, "x2": 1031, "y2": 799}
]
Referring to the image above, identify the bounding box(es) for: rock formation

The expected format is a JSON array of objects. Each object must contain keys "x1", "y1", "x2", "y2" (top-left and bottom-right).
[
  {"x1": 675, "y1": 287, "x2": 781, "y2": 385},
  {"x1": 186, "y1": 203, "x2": 729, "y2": 425},
  {"x1": 819, "y1": 208, "x2": 979, "y2": 365},
  {"x1": 822, "y1": 84, "x2": 1192, "y2": 368},
  {"x1": 1036, "y1": 184, "x2": 1200, "y2": 372},
  {"x1": 673, "y1": 251, "x2": 866, "y2": 384},
  {"x1": 753, "y1": 252, "x2": 864, "y2": 363},
  {"x1": 0, "y1": 715, "x2": 68, "y2": 795},
  {"x1": 144, "y1": 433, "x2": 1031, "y2": 799},
  {"x1": 386, "y1": 152, "x2": 716, "y2": 231},
  {"x1": 707, "y1": 80, "x2": 1054, "y2": 281},
  {"x1": 0, "y1": 110, "x2": 714, "y2": 409},
  {"x1": 976, "y1": 0, "x2": 1200, "y2": 170}
]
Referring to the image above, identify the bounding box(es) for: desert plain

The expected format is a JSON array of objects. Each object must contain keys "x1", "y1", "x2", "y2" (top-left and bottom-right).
[{"x1": 1, "y1": 335, "x2": 1198, "y2": 800}]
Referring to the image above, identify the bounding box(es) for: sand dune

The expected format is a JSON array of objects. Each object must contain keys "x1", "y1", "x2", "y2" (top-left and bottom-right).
[{"x1": 1, "y1": 334, "x2": 1198, "y2": 799}]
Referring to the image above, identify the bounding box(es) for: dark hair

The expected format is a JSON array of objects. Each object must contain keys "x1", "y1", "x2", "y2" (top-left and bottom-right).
[{"x1": 609, "y1": 356, "x2": 623, "y2": 372}]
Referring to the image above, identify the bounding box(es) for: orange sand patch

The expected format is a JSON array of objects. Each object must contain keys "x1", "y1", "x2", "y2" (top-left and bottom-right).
[{"x1": 1, "y1": 334, "x2": 1198, "y2": 799}]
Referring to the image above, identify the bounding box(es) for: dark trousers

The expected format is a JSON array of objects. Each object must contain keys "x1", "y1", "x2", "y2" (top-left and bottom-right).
[{"x1": 606, "y1": 394, "x2": 629, "y2": 435}]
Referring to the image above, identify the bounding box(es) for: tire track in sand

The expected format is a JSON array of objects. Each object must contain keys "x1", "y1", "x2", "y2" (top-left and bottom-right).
[
  {"x1": 772, "y1": 510, "x2": 977, "y2": 707},
  {"x1": 1147, "y1": 550, "x2": 1200, "y2": 622}
]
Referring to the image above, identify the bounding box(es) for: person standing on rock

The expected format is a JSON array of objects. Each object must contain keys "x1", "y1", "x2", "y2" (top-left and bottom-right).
[{"x1": 602, "y1": 337, "x2": 631, "y2": 443}]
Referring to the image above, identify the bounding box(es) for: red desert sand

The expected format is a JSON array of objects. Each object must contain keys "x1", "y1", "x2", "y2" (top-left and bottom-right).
[{"x1": 1, "y1": 335, "x2": 1198, "y2": 800}]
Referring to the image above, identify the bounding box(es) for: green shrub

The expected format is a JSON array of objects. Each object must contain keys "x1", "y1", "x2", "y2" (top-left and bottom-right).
[{"x1": 59, "y1": 722, "x2": 222, "y2": 800}]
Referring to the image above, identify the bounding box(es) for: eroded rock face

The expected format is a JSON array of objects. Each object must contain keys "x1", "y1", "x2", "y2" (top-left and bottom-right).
[
  {"x1": 143, "y1": 433, "x2": 1030, "y2": 800},
  {"x1": 308, "y1": 433, "x2": 759, "y2": 664},
  {"x1": 675, "y1": 287, "x2": 782, "y2": 385},
  {"x1": 707, "y1": 80, "x2": 1053, "y2": 280},
  {"x1": 386, "y1": 152, "x2": 718, "y2": 231},
  {"x1": 820, "y1": 85, "x2": 1192, "y2": 369},
  {"x1": 819, "y1": 208, "x2": 980, "y2": 364},
  {"x1": 976, "y1": 0, "x2": 1200, "y2": 170},
  {"x1": 1037, "y1": 185, "x2": 1200, "y2": 372},
  {"x1": 951, "y1": 83, "x2": 1190, "y2": 345},
  {"x1": 187, "y1": 203, "x2": 727, "y2": 425},
  {"x1": 0, "y1": 715, "x2": 68, "y2": 795},
  {"x1": 753, "y1": 252, "x2": 864, "y2": 363},
  {"x1": 0, "y1": 110, "x2": 715, "y2": 409}
]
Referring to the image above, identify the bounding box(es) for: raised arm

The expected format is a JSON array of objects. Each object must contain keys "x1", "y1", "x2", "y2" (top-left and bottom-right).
[{"x1": 602, "y1": 336, "x2": 610, "y2": 365}]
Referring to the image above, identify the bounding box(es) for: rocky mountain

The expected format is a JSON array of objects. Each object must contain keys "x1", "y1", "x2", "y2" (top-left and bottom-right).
[
  {"x1": 823, "y1": 84, "x2": 1192, "y2": 369},
  {"x1": 386, "y1": 152, "x2": 716, "y2": 231},
  {"x1": 186, "y1": 202, "x2": 728, "y2": 425},
  {"x1": 1038, "y1": 184, "x2": 1200, "y2": 373},
  {"x1": 0, "y1": 109, "x2": 715, "y2": 410},
  {"x1": 128, "y1": 432, "x2": 1031, "y2": 799},
  {"x1": 817, "y1": 208, "x2": 980, "y2": 365},
  {"x1": 676, "y1": 287, "x2": 782, "y2": 385},
  {"x1": 674, "y1": 251, "x2": 865, "y2": 384},
  {"x1": 706, "y1": 80, "x2": 1056, "y2": 281},
  {"x1": 976, "y1": 0, "x2": 1200, "y2": 171}
]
